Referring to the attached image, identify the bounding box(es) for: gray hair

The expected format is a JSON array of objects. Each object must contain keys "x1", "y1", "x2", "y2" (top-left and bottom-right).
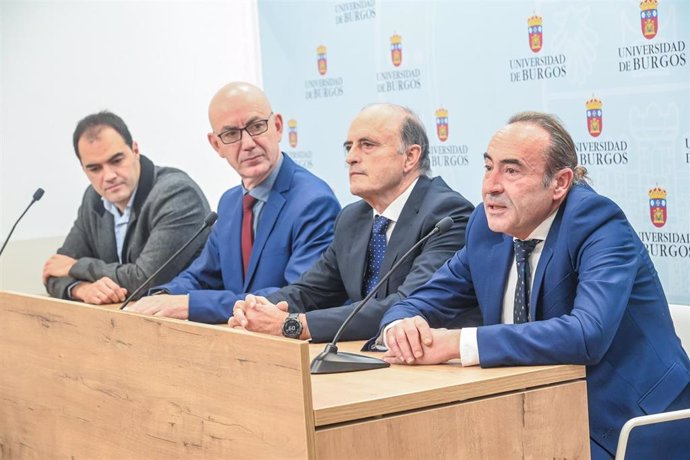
[
  {"x1": 508, "y1": 111, "x2": 588, "y2": 186},
  {"x1": 399, "y1": 109, "x2": 430, "y2": 175}
]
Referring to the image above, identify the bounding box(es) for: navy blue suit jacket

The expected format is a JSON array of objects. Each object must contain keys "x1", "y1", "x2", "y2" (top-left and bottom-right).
[
  {"x1": 380, "y1": 183, "x2": 690, "y2": 458},
  {"x1": 158, "y1": 154, "x2": 340, "y2": 323},
  {"x1": 268, "y1": 175, "x2": 480, "y2": 343}
]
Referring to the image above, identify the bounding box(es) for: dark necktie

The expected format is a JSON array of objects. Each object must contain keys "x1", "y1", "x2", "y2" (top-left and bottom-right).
[
  {"x1": 241, "y1": 194, "x2": 257, "y2": 276},
  {"x1": 513, "y1": 239, "x2": 542, "y2": 324},
  {"x1": 362, "y1": 215, "x2": 391, "y2": 296}
]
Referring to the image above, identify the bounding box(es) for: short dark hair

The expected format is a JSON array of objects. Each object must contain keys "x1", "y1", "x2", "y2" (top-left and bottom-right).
[
  {"x1": 508, "y1": 111, "x2": 588, "y2": 186},
  {"x1": 72, "y1": 111, "x2": 133, "y2": 160}
]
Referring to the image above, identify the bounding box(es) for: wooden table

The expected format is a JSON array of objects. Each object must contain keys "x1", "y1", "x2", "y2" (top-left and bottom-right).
[
  {"x1": 0, "y1": 291, "x2": 589, "y2": 459},
  {"x1": 310, "y1": 341, "x2": 588, "y2": 458}
]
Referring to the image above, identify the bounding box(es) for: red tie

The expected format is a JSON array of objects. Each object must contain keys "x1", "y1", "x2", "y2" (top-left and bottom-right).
[{"x1": 241, "y1": 194, "x2": 257, "y2": 275}]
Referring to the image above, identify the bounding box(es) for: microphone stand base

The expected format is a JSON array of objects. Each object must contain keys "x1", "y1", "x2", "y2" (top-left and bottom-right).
[{"x1": 310, "y1": 345, "x2": 390, "y2": 374}]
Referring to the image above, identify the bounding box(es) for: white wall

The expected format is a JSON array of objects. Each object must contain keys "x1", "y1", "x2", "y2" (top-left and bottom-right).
[{"x1": 0, "y1": 0, "x2": 262, "y2": 293}]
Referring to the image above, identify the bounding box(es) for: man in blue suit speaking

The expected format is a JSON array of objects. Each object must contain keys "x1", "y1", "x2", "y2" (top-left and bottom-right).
[
  {"x1": 378, "y1": 112, "x2": 690, "y2": 459},
  {"x1": 129, "y1": 82, "x2": 340, "y2": 321}
]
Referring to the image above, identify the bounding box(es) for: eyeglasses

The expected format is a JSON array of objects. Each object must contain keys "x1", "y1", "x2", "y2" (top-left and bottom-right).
[{"x1": 216, "y1": 113, "x2": 273, "y2": 145}]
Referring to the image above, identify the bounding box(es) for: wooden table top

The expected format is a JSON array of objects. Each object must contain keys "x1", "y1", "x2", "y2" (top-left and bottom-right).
[{"x1": 309, "y1": 341, "x2": 585, "y2": 426}]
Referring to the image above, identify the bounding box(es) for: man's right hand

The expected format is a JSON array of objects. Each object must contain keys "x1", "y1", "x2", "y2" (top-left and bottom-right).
[{"x1": 71, "y1": 276, "x2": 127, "y2": 305}]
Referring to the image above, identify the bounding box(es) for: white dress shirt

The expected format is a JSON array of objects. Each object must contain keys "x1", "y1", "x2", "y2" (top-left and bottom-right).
[
  {"x1": 459, "y1": 210, "x2": 557, "y2": 366},
  {"x1": 102, "y1": 190, "x2": 137, "y2": 263},
  {"x1": 374, "y1": 177, "x2": 419, "y2": 241}
]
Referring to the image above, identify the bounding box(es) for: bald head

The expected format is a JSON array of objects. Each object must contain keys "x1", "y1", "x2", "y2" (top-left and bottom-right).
[
  {"x1": 344, "y1": 103, "x2": 428, "y2": 212},
  {"x1": 357, "y1": 103, "x2": 430, "y2": 175},
  {"x1": 206, "y1": 82, "x2": 284, "y2": 189},
  {"x1": 208, "y1": 82, "x2": 273, "y2": 125}
]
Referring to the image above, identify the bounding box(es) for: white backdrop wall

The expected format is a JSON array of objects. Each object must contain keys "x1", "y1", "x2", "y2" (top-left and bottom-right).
[
  {"x1": 0, "y1": 0, "x2": 262, "y2": 293},
  {"x1": 258, "y1": 0, "x2": 690, "y2": 307}
]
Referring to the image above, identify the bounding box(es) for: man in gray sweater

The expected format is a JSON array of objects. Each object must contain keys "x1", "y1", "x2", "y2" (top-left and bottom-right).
[{"x1": 43, "y1": 111, "x2": 210, "y2": 304}]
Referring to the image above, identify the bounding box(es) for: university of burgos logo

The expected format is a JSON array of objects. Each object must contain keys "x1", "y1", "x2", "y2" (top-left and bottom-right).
[
  {"x1": 648, "y1": 186, "x2": 667, "y2": 228},
  {"x1": 317, "y1": 45, "x2": 327, "y2": 76},
  {"x1": 288, "y1": 119, "x2": 298, "y2": 148},
  {"x1": 640, "y1": 0, "x2": 659, "y2": 40},
  {"x1": 435, "y1": 108, "x2": 448, "y2": 142},
  {"x1": 390, "y1": 34, "x2": 402, "y2": 67},
  {"x1": 586, "y1": 97, "x2": 603, "y2": 138},
  {"x1": 528, "y1": 14, "x2": 543, "y2": 53}
]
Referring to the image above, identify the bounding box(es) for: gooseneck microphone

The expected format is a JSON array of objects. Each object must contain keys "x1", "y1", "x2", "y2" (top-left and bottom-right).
[
  {"x1": 119, "y1": 211, "x2": 218, "y2": 310},
  {"x1": 0, "y1": 188, "x2": 45, "y2": 258},
  {"x1": 310, "y1": 216, "x2": 454, "y2": 374}
]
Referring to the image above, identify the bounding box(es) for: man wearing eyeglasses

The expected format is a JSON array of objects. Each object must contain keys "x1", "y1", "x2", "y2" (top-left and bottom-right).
[
  {"x1": 43, "y1": 111, "x2": 211, "y2": 304},
  {"x1": 129, "y1": 82, "x2": 340, "y2": 322},
  {"x1": 229, "y1": 103, "x2": 479, "y2": 343}
]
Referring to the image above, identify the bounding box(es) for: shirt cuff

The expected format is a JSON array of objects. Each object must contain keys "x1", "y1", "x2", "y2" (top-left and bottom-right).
[
  {"x1": 375, "y1": 319, "x2": 403, "y2": 350},
  {"x1": 66, "y1": 281, "x2": 81, "y2": 300},
  {"x1": 146, "y1": 287, "x2": 170, "y2": 297},
  {"x1": 459, "y1": 327, "x2": 480, "y2": 367}
]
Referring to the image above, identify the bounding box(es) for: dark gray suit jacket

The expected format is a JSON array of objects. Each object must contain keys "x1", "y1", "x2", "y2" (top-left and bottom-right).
[
  {"x1": 46, "y1": 155, "x2": 211, "y2": 299},
  {"x1": 266, "y1": 175, "x2": 480, "y2": 342}
]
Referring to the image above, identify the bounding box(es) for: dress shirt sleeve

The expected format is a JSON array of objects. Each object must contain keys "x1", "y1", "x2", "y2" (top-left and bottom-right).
[{"x1": 459, "y1": 327, "x2": 480, "y2": 366}]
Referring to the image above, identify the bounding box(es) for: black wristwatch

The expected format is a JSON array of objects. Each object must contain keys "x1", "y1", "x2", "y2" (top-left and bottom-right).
[{"x1": 282, "y1": 312, "x2": 303, "y2": 339}]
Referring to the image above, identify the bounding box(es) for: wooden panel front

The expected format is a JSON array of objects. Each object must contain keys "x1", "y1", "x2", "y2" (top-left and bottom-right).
[
  {"x1": 0, "y1": 292, "x2": 315, "y2": 460},
  {"x1": 315, "y1": 380, "x2": 589, "y2": 460},
  {"x1": 310, "y1": 342, "x2": 585, "y2": 427}
]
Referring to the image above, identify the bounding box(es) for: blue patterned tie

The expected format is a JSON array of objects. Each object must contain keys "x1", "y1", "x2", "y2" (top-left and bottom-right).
[
  {"x1": 362, "y1": 215, "x2": 391, "y2": 296},
  {"x1": 513, "y1": 239, "x2": 542, "y2": 324}
]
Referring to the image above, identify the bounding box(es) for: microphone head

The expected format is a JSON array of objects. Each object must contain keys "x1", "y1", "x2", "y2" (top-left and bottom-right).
[
  {"x1": 33, "y1": 188, "x2": 45, "y2": 201},
  {"x1": 204, "y1": 211, "x2": 218, "y2": 226},
  {"x1": 435, "y1": 216, "x2": 454, "y2": 234}
]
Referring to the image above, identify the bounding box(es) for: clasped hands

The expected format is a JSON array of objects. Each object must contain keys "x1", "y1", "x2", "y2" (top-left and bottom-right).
[
  {"x1": 43, "y1": 254, "x2": 127, "y2": 304},
  {"x1": 229, "y1": 294, "x2": 290, "y2": 336},
  {"x1": 383, "y1": 316, "x2": 461, "y2": 365}
]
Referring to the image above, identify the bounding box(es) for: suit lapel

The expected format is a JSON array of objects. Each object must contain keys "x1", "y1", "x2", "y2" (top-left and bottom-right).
[
  {"x1": 350, "y1": 204, "x2": 374, "y2": 298},
  {"x1": 95, "y1": 208, "x2": 119, "y2": 262},
  {"x1": 530, "y1": 246, "x2": 553, "y2": 321},
  {"x1": 227, "y1": 196, "x2": 244, "y2": 289},
  {"x1": 243, "y1": 156, "x2": 293, "y2": 289},
  {"x1": 246, "y1": 191, "x2": 285, "y2": 288},
  {"x1": 530, "y1": 205, "x2": 564, "y2": 320},
  {"x1": 122, "y1": 155, "x2": 155, "y2": 261},
  {"x1": 484, "y1": 235, "x2": 514, "y2": 325},
  {"x1": 379, "y1": 177, "x2": 430, "y2": 294}
]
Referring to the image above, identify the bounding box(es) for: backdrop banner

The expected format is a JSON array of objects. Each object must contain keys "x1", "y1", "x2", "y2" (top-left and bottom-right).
[{"x1": 258, "y1": 0, "x2": 690, "y2": 305}]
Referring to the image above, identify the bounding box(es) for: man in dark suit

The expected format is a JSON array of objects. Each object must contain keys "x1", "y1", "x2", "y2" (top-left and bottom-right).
[
  {"x1": 230, "y1": 103, "x2": 478, "y2": 342},
  {"x1": 378, "y1": 112, "x2": 690, "y2": 459},
  {"x1": 43, "y1": 111, "x2": 210, "y2": 304},
  {"x1": 129, "y1": 82, "x2": 340, "y2": 321}
]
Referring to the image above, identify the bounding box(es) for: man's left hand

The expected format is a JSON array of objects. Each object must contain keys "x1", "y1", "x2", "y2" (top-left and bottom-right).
[
  {"x1": 383, "y1": 327, "x2": 461, "y2": 365},
  {"x1": 42, "y1": 254, "x2": 77, "y2": 284},
  {"x1": 126, "y1": 294, "x2": 190, "y2": 319},
  {"x1": 229, "y1": 294, "x2": 289, "y2": 336}
]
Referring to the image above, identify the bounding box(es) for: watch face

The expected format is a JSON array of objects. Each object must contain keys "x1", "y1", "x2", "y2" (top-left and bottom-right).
[{"x1": 282, "y1": 316, "x2": 302, "y2": 338}]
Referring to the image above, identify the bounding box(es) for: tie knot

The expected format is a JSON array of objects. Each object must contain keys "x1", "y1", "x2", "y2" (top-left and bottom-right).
[
  {"x1": 372, "y1": 215, "x2": 391, "y2": 235},
  {"x1": 243, "y1": 194, "x2": 257, "y2": 211},
  {"x1": 514, "y1": 239, "x2": 541, "y2": 262}
]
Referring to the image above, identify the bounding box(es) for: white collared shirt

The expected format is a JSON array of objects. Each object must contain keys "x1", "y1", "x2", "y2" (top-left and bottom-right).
[
  {"x1": 102, "y1": 189, "x2": 137, "y2": 263},
  {"x1": 373, "y1": 177, "x2": 419, "y2": 241},
  {"x1": 459, "y1": 210, "x2": 558, "y2": 366}
]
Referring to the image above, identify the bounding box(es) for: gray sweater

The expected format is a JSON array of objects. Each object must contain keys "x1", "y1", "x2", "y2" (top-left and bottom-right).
[{"x1": 46, "y1": 155, "x2": 211, "y2": 300}]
